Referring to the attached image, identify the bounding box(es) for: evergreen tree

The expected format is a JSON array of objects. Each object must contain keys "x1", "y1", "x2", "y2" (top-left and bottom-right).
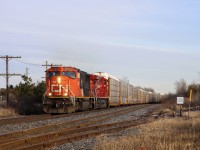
[
  {"x1": 15, "y1": 75, "x2": 35, "y2": 96},
  {"x1": 34, "y1": 80, "x2": 46, "y2": 97}
]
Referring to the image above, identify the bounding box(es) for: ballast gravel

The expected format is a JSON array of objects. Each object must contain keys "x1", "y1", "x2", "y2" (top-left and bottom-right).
[
  {"x1": 0, "y1": 104, "x2": 161, "y2": 150},
  {"x1": 49, "y1": 105, "x2": 160, "y2": 150}
]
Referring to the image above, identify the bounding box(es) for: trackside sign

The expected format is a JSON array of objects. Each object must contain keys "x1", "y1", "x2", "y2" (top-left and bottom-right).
[{"x1": 177, "y1": 97, "x2": 184, "y2": 104}]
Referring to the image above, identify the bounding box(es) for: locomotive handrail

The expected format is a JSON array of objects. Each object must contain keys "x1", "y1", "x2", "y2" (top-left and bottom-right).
[
  {"x1": 68, "y1": 80, "x2": 74, "y2": 97},
  {"x1": 68, "y1": 80, "x2": 75, "y2": 106}
]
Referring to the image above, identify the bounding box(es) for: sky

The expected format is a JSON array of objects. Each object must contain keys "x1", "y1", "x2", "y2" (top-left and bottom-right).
[{"x1": 0, "y1": 0, "x2": 200, "y2": 94}]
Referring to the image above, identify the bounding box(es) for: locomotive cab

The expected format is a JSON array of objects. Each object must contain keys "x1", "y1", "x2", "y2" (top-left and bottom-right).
[
  {"x1": 45, "y1": 67, "x2": 80, "y2": 98},
  {"x1": 43, "y1": 66, "x2": 82, "y2": 113}
]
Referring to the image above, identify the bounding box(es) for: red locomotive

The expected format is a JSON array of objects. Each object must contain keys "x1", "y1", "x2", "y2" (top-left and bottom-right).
[
  {"x1": 43, "y1": 66, "x2": 109, "y2": 113},
  {"x1": 43, "y1": 66, "x2": 162, "y2": 113}
]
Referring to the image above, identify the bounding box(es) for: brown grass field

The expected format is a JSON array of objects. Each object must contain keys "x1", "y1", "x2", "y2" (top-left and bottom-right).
[
  {"x1": 94, "y1": 111, "x2": 200, "y2": 150},
  {"x1": 0, "y1": 107, "x2": 17, "y2": 118}
]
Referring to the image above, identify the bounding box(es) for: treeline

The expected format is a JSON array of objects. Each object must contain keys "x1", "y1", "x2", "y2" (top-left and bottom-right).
[
  {"x1": 175, "y1": 78, "x2": 200, "y2": 105},
  {"x1": 0, "y1": 75, "x2": 46, "y2": 98},
  {"x1": 0, "y1": 75, "x2": 46, "y2": 115},
  {"x1": 1, "y1": 75, "x2": 46, "y2": 98},
  {"x1": 14, "y1": 75, "x2": 46, "y2": 97}
]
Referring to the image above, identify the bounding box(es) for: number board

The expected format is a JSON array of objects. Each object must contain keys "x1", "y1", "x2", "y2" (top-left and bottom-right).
[{"x1": 64, "y1": 67, "x2": 71, "y2": 71}]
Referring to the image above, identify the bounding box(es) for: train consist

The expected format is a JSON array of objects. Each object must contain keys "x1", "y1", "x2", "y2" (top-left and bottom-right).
[{"x1": 43, "y1": 66, "x2": 164, "y2": 113}]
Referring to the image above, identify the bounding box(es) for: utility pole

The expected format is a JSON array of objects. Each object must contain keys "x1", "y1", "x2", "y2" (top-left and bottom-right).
[
  {"x1": 42, "y1": 61, "x2": 49, "y2": 71},
  {"x1": 0, "y1": 55, "x2": 21, "y2": 107},
  {"x1": 42, "y1": 61, "x2": 62, "y2": 79},
  {"x1": 26, "y1": 67, "x2": 29, "y2": 77}
]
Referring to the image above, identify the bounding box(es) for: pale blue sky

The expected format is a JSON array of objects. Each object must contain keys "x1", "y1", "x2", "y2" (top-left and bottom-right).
[{"x1": 0, "y1": 0, "x2": 200, "y2": 93}]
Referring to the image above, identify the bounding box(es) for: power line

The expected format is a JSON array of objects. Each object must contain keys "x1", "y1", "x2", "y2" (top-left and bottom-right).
[
  {"x1": 13, "y1": 59, "x2": 41, "y2": 67},
  {"x1": 0, "y1": 55, "x2": 21, "y2": 107}
]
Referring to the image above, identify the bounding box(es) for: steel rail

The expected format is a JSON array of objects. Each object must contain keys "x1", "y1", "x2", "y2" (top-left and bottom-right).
[
  {"x1": 18, "y1": 118, "x2": 152, "y2": 150},
  {"x1": 0, "y1": 104, "x2": 152, "y2": 150},
  {"x1": 0, "y1": 105, "x2": 137, "y2": 126}
]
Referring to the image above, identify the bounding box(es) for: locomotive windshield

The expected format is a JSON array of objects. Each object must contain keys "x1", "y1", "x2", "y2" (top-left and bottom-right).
[
  {"x1": 62, "y1": 71, "x2": 76, "y2": 79},
  {"x1": 47, "y1": 71, "x2": 60, "y2": 78}
]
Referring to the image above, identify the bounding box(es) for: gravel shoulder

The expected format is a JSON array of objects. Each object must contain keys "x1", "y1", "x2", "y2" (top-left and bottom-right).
[
  {"x1": 0, "y1": 104, "x2": 161, "y2": 150},
  {"x1": 49, "y1": 104, "x2": 161, "y2": 150}
]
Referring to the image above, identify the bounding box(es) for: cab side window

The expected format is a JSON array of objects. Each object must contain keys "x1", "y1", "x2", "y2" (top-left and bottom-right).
[
  {"x1": 62, "y1": 71, "x2": 76, "y2": 79},
  {"x1": 47, "y1": 71, "x2": 60, "y2": 78}
]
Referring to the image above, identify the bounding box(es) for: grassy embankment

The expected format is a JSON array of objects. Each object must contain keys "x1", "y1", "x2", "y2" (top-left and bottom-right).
[
  {"x1": 94, "y1": 111, "x2": 200, "y2": 150},
  {"x1": 0, "y1": 107, "x2": 17, "y2": 118}
]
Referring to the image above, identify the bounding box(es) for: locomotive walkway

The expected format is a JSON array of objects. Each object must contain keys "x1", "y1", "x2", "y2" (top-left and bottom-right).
[{"x1": 0, "y1": 104, "x2": 153, "y2": 150}]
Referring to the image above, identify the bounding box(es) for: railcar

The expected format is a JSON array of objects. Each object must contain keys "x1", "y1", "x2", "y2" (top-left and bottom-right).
[
  {"x1": 128, "y1": 84, "x2": 134, "y2": 104},
  {"x1": 94, "y1": 72, "x2": 121, "y2": 106},
  {"x1": 43, "y1": 66, "x2": 162, "y2": 113},
  {"x1": 120, "y1": 79, "x2": 129, "y2": 105}
]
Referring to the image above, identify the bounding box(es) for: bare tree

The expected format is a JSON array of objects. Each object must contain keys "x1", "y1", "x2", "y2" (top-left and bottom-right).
[{"x1": 175, "y1": 78, "x2": 187, "y2": 96}]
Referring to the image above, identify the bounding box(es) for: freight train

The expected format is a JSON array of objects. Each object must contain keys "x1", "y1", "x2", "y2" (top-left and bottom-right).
[{"x1": 43, "y1": 66, "x2": 163, "y2": 113}]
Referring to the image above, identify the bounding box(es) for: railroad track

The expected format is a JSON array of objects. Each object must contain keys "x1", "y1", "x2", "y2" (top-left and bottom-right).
[
  {"x1": 20, "y1": 119, "x2": 152, "y2": 150},
  {"x1": 0, "y1": 104, "x2": 152, "y2": 150},
  {"x1": 0, "y1": 105, "x2": 138, "y2": 126},
  {"x1": 0, "y1": 114, "x2": 50, "y2": 126},
  {"x1": 0, "y1": 111, "x2": 95, "y2": 126}
]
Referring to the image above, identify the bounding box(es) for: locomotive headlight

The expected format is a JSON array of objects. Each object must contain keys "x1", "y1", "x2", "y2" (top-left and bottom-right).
[
  {"x1": 57, "y1": 77, "x2": 61, "y2": 83},
  {"x1": 64, "y1": 93, "x2": 67, "y2": 96},
  {"x1": 48, "y1": 93, "x2": 52, "y2": 96}
]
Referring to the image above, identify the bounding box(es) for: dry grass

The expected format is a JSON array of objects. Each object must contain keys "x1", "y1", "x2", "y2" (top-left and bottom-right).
[
  {"x1": 94, "y1": 112, "x2": 200, "y2": 150},
  {"x1": 0, "y1": 107, "x2": 17, "y2": 118}
]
